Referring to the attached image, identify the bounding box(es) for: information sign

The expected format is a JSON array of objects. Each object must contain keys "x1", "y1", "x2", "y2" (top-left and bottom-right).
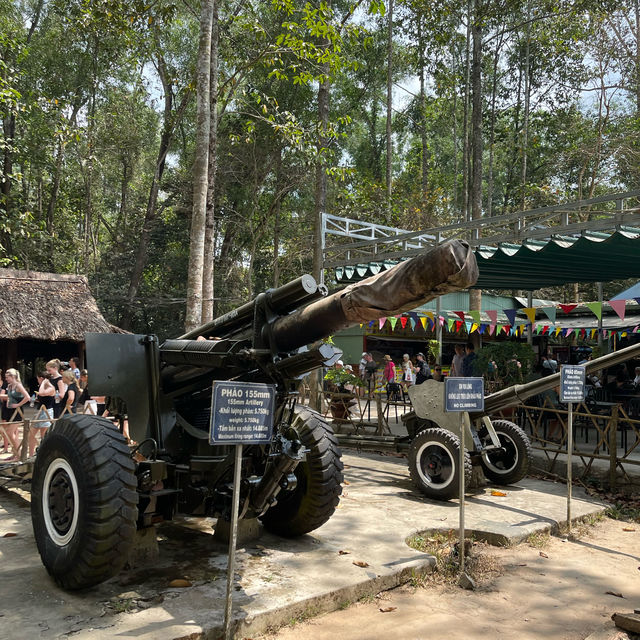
[
  {"x1": 444, "y1": 377, "x2": 485, "y2": 412},
  {"x1": 209, "y1": 381, "x2": 276, "y2": 445},
  {"x1": 560, "y1": 365, "x2": 586, "y2": 403}
]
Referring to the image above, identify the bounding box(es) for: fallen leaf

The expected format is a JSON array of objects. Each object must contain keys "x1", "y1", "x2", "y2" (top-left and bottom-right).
[
  {"x1": 539, "y1": 552, "x2": 548, "y2": 559},
  {"x1": 2, "y1": 533, "x2": 17, "y2": 537},
  {"x1": 622, "y1": 528, "x2": 636, "y2": 532},
  {"x1": 379, "y1": 607, "x2": 397, "y2": 613},
  {"x1": 338, "y1": 550, "x2": 350, "y2": 555},
  {"x1": 353, "y1": 561, "x2": 369, "y2": 568},
  {"x1": 344, "y1": 480, "x2": 350, "y2": 485},
  {"x1": 491, "y1": 490, "x2": 507, "y2": 497},
  {"x1": 168, "y1": 579, "x2": 192, "y2": 588},
  {"x1": 605, "y1": 591, "x2": 624, "y2": 598}
]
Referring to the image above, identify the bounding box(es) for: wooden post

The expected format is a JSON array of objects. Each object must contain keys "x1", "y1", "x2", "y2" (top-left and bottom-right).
[
  {"x1": 20, "y1": 419, "x2": 29, "y2": 462},
  {"x1": 609, "y1": 405, "x2": 618, "y2": 488}
]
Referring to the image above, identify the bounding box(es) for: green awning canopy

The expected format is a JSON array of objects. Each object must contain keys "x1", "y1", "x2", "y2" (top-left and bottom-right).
[{"x1": 334, "y1": 228, "x2": 640, "y2": 291}]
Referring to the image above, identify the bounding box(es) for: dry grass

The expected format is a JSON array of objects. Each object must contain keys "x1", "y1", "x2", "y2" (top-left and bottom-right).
[{"x1": 406, "y1": 529, "x2": 503, "y2": 587}]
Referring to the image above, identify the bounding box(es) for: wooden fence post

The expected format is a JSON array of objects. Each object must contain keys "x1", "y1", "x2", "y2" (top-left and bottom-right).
[
  {"x1": 20, "y1": 419, "x2": 30, "y2": 462},
  {"x1": 609, "y1": 406, "x2": 618, "y2": 489}
]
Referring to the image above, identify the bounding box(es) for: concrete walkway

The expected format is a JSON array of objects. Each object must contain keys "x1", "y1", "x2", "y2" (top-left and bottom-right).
[{"x1": 0, "y1": 450, "x2": 606, "y2": 640}]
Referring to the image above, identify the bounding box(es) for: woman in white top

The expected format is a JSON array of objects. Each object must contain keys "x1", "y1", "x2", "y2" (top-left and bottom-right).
[{"x1": 402, "y1": 354, "x2": 414, "y2": 388}]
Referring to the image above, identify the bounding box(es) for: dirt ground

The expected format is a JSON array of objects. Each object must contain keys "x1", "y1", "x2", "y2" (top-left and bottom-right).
[{"x1": 257, "y1": 517, "x2": 640, "y2": 640}]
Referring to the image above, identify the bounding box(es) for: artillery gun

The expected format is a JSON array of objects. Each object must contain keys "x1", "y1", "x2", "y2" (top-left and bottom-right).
[
  {"x1": 403, "y1": 341, "x2": 640, "y2": 500},
  {"x1": 29, "y1": 240, "x2": 478, "y2": 589}
]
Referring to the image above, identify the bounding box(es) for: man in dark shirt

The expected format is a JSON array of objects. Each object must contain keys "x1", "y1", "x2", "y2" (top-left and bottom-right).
[
  {"x1": 414, "y1": 353, "x2": 431, "y2": 384},
  {"x1": 462, "y1": 342, "x2": 477, "y2": 377}
]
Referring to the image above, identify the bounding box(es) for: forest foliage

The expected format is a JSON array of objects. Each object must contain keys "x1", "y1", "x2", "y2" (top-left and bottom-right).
[{"x1": 1, "y1": 0, "x2": 639, "y2": 338}]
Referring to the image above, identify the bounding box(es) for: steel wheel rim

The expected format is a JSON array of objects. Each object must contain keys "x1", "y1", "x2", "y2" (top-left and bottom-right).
[
  {"x1": 42, "y1": 458, "x2": 80, "y2": 546},
  {"x1": 482, "y1": 432, "x2": 518, "y2": 474},
  {"x1": 415, "y1": 440, "x2": 455, "y2": 489}
]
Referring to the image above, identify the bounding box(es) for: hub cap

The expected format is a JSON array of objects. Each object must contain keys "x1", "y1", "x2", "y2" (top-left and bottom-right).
[
  {"x1": 416, "y1": 441, "x2": 455, "y2": 489},
  {"x1": 42, "y1": 458, "x2": 80, "y2": 546}
]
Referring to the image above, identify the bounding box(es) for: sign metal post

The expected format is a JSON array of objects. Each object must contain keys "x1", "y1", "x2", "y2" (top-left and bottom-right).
[
  {"x1": 444, "y1": 377, "x2": 484, "y2": 576},
  {"x1": 209, "y1": 381, "x2": 276, "y2": 640},
  {"x1": 560, "y1": 365, "x2": 586, "y2": 534}
]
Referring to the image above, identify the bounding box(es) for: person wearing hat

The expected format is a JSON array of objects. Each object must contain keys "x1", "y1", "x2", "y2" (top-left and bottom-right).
[
  {"x1": 414, "y1": 352, "x2": 432, "y2": 384},
  {"x1": 359, "y1": 352, "x2": 368, "y2": 379},
  {"x1": 335, "y1": 360, "x2": 344, "y2": 369}
]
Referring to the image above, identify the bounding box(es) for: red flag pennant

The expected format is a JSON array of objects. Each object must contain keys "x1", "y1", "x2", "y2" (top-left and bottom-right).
[
  {"x1": 454, "y1": 311, "x2": 466, "y2": 321},
  {"x1": 455, "y1": 321, "x2": 462, "y2": 332},
  {"x1": 400, "y1": 316, "x2": 408, "y2": 329},
  {"x1": 559, "y1": 304, "x2": 577, "y2": 314}
]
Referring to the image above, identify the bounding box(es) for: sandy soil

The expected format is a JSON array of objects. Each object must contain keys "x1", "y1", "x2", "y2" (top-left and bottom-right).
[{"x1": 257, "y1": 518, "x2": 640, "y2": 640}]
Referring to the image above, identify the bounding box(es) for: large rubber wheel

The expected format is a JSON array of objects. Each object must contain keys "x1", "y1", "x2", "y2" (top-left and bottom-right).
[
  {"x1": 31, "y1": 415, "x2": 138, "y2": 590},
  {"x1": 260, "y1": 407, "x2": 343, "y2": 536},
  {"x1": 480, "y1": 419, "x2": 532, "y2": 485},
  {"x1": 408, "y1": 427, "x2": 472, "y2": 501}
]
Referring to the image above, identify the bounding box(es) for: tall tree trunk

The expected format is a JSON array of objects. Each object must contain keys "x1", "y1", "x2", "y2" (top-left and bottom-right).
[
  {"x1": 487, "y1": 33, "x2": 502, "y2": 218},
  {"x1": 385, "y1": 0, "x2": 394, "y2": 223},
  {"x1": 469, "y1": 0, "x2": 483, "y2": 319},
  {"x1": 462, "y1": 0, "x2": 472, "y2": 221},
  {"x1": 1, "y1": 114, "x2": 15, "y2": 258},
  {"x1": 520, "y1": 4, "x2": 531, "y2": 211},
  {"x1": 273, "y1": 147, "x2": 283, "y2": 287},
  {"x1": 202, "y1": 0, "x2": 219, "y2": 324},
  {"x1": 185, "y1": 0, "x2": 214, "y2": 332},
  {"x1": 418, "y1": 18, "x2": 428, "y2": 222},
  {"x1": 120, "y1": 58, "x2": 191, "y2": 330}
]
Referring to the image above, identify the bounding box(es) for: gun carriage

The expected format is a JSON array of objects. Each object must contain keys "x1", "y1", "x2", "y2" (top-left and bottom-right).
[
  {"x1": 403, "y1": 342, "x2": 640, "y2": 500},
  {"x1": 28, "y1": 240, "x2": 478, "y2": 589}
]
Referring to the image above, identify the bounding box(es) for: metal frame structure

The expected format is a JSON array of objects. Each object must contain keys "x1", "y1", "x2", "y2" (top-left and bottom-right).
[{"x1": 322, "y1": 190, "x2": 640, "y2": 270}]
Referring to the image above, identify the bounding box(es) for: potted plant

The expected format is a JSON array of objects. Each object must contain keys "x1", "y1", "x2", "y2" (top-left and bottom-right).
[{"x1": 323, "y1": 368, "x2": 362, "y2": 420}]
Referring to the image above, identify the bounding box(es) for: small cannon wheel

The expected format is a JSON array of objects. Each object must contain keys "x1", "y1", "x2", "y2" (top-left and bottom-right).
[
  {"x1": 260, "y1": 407, "x2": 343, "y2": 536},
  {"x1": 480, "y1": 419, "x2": 532, "y2": 485},
  {"x1": 31, "y1": 415, "x2": 138, "y2": 590},
  {"x1": 408, "y1": 427, "x2": 471, "y2": 501}
]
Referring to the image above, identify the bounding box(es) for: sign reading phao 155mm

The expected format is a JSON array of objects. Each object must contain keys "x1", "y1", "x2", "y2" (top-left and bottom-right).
[
  {"x1": 210, "y1": 381, "x2": 276, "y2": 445},
  {"x1": 560, "y1": 365, "x2": 586, "y2": 403}
]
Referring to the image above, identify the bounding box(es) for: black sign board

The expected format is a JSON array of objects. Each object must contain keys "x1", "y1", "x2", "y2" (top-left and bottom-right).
[
  {"x1": 209, "y1": 381, "x2": 276, "y2": 445},
  {"x1": 444, "y1": 377, "x2": 485, "y2": 412},
  {"x1": 560, "y1": 365, "x2": 586, "y2": 403}
]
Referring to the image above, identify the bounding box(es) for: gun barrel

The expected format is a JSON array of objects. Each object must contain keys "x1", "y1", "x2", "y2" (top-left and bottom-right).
[
  {"x1": 179, "y1": 274, "x2": 322, "y2": 340},
  {"x1": 479, "y1": 341, "x2": 640, "y2": 416},
  {"x1": 270, "y1": 240, "x2": 478, "y2": 353}
]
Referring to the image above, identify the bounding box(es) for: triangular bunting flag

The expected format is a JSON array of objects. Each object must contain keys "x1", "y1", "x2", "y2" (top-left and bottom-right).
[
  {"x1": 559, "y1": 304, "x2": 577, "y2": 314},
  {"x1": 420, "y1": 317, "x2": 427, "y2": 330},
  {"x1": 523, "y1": 307, "x2": 536, "y2": 324},
  {"x1": 585, "y1": 302, "x2": 602, "y2": 320},
  {"x1": 634, "y1": 297, "x2": 640, "y2": 307},
  {"x1": 379, "y1": 318, "x2": 387, "y2": 330},
  {"x1": 426, "y1": 311, "x2": 435, "y2": 321},
  {"x1": 400, "y1": 316, "x2": 408, "y2": 329},
  {"x1": 448, "y1": 318, "x2": 455, "y2": 330},
  {"x1": 439, "y1": 315, "x2": 445, "y2": 327},
  {"x1": 471, "y1": 323, "x2": 479, "y2": 333},
  {"x1": 409, "y1": 318, "x2": 416, "y2": 330},
  {"x1": 455, "y1": 321, "x2": 462, "y2": 332},
  {"x1": 465, "y1": 321, "x2": 472, "y2": 333},
  {"x1": 609, "y1": 299, "x2": 626, "y2": 321},
  {"x1": 454, "y1": 311, "x2": 465, "y2": 322},
  {"x1": 368, "y1": 321, "x2": 374, "y2": 328},
  {"x1": 566, "y1": 328, "x2": 574, "y2": 337},
  {"x1": 504, "y1": 309, "x2": 518, "y2": 325},
  {"x1": 486, "y1": 310, "x2": 498, "y2": 324},
  {"x1": 389, "y1": 317, "x2": 398, "y2": 329},
  {"x1": 469, "y1": 310, "x2": 481, "y2": 324},
  {"x1": 542, "y1": 307, "x2": 557, "y2": 323},
  {"x1": 590, "y1": 329, "x2": 596, "y2": 339},
  {"x1": 555, "y1": 327, "x2": 561, "y2": 336},
  {"x1": 542, "y1": 326, "x2": 550, "y2": 335},
  {"x1": 489, "y1": 324, "x2": 496, "y2": 336}
]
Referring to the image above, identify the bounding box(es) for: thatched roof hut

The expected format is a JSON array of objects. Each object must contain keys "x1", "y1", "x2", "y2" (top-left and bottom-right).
[
  {"x1": 0, "y1": 268, "x2": 118, "y2": 379},
  {"x1": 0, "y1": 268, "x2": 113, "y2": 341}
]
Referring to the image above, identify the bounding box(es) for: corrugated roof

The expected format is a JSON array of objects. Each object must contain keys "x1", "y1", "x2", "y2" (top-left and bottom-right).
[{"x1": 334, "y1": 229, "x2": 640, "y2": 290}]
